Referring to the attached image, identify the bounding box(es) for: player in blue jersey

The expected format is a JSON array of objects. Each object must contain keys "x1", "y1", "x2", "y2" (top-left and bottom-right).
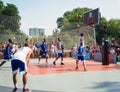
[
  {"x1": 0, "y1": 39, "x2": 13, "y2": 67},
  {"x1": 75, "y1": 42, "x2": 87, "y2": 71},
  {"x1": 38, "y1": 38, "x2": 49, "y2": 64}
]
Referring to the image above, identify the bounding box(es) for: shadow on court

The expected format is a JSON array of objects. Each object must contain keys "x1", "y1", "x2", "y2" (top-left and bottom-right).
[
  {"x1": 91, "y1": 81, "x2": 120, "y2": 92},
  {"x1": 0, "y1": 86, "x2": 60, "y2": 92}
]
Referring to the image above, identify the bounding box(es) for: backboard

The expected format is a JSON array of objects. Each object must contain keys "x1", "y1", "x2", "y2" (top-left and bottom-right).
[{"x1": 83, "y1": 8, "x2": 100, "y2": 26}]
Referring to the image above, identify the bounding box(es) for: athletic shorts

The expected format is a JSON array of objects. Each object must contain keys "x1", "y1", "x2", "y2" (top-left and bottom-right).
[
  {"x1": 77, "y1": 56, "x2": 85, "y2": 61},
  {"x1": 11, "y1": 59, "x2": 27, "y2": 75},
  {"x1": 57, "y1": 53, "x2": 64, "y2": 58},
  {"x1": 39, "y1": 51, "x2": 48, "y2": 56}
]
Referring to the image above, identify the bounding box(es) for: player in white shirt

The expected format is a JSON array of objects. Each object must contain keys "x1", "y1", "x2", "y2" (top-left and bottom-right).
[
  {"x1": 11, "y1": 42, "x2": 33, "y2": 92},
  {"x1": 78, "y1": 33, "x2": 84, "y2": 47},
  {"x1": 53, "y1": 38, "x2": 64, "y2": 65}
]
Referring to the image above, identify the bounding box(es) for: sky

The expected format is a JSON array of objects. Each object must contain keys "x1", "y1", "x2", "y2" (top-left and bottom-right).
[{"x1": 3, "y1": 0, "x2": 120, "y2": 36}]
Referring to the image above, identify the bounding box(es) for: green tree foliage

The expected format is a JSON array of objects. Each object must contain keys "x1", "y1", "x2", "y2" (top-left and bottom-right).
[
  {"x1": 57, "y1": 7, "x2": 91, "y2": 30},
  {"x1": 0, "y1": 0, "x2": 4, "y2": 13},
  {"x1": 0, "y1": 3, "x2": 21, "y2": 32},
  {"x1": 96, "y1": 17, "x2": 120, "y2": 44},
  {"x1": 56, "y1": 7, "x2": 120, "y2": 48},
  {"x1": 0, "y1": 1, "x2": 28, "y2": 43},
  {"x1": 56, "y1": 7, "x2": 94, "y2": 48},
  {"x1": 0, "y1": 1, "x2": 20, "y2": 32},
  {"x1": 107, "y1": 19, "x2": 120, "y2": 39},
  {"x1": 95, "y1": 17, "x2": 108, "y2": 44}
]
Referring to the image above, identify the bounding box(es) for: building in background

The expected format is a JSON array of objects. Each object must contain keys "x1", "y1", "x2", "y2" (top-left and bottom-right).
[{"x1": 29, "y1": 28, "x2": 45, "y2": 37}]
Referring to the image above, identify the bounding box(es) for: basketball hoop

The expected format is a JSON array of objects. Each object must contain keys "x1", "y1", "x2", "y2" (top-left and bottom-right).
[
  {"x1": 88, "y1": 17, "x2": 94, "y2": 24},
  {"x1": 83, "y1": 16, "x2": 94, "y2": 26},
  {"x1": 87, "y1": 12, "x2": 94, "y2": 26},
  {"x1": 83, "y1": 8, "x2": 100, "y2": 26}
]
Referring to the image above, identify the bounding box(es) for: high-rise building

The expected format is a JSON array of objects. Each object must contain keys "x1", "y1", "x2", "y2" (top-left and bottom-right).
[{"x1": 29, "y1": 28, "x2": 45, "y2": 37}]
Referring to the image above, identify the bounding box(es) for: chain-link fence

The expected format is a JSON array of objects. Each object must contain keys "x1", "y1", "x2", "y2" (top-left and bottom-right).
[
  {"x1": 0, "y1": 14, "x2": 95, "y2": 50},
  {"x1": 29, "y1": 25, "x2": 95, "y2": 50},
  {"x1": 56, "y1": 25, "x2": 95, "y2": 50},
  {"x1": 0, "y1": 34, "x2": 27, "y2": 44}
]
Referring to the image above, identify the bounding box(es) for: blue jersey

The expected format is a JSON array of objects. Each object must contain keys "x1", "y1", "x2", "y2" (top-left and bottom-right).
[
  {"x1": 9, "y1": 43, "x2": 13, "y2": 56},
  {"x1": 78, "y1": 46, "x2": 84, "y2": 56},
  {"x1": 41, "y1": 41, "x2": 47, "y2": 52},
  {"x1": 3, "y1": 43, "x2": 13, "y2": 59},
  {"x1": 3, "y1": 46, "x2": 9, "y2": 59},
  {"x1": 85, "y1": 49, "x2": 90, "y2": 53}
]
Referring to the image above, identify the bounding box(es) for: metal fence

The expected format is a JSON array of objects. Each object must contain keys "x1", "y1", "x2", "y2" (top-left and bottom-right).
[
  {"x1": 57, "y1": 25, "x2": 95, "y2": 49},
  {"x1": 0, "y1": 14, "x2": 95, "y2": 49},
  {"x1": 0, "y1": 34, "x2": 26, "y2": 44},
  {"x1": 29, "y1": 25, "x2": 95, "y2": 50}
]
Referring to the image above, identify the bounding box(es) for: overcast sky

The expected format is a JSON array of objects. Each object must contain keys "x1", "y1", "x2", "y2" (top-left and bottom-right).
[{"x1": 3, "y1": 0, "x2": 120, "y2": 36}]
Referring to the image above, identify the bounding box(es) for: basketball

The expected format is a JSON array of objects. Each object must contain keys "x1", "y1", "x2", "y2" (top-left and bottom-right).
[{"x1": 77, "y1": 15, "x2": 82, "y2": 19}]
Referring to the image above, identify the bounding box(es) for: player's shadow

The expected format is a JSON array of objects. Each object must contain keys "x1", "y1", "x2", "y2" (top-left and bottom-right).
[
  {"x1": 0, "y1": 85, "x2": 60, "y2": 92},
  {"x1": 31, "y1": 64, "x2": 65, "y2": 69},
  {"x1": 33, "y1": 64, "x2": 54, "y2": 68},
  {"x1": 0, "y1": 66, "x2": 11, "y2": 71},
  {"x1": 90, "y1": 81, "x2": 120, "y2": 92}
]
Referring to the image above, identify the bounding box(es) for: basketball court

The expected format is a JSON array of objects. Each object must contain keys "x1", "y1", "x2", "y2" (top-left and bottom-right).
[
  {"x1": 28, "y1": 58, "x2": 120, "y2": 75},
  {"x1": 0, "y1": 58, "x2": 120, "y2": 92},
  {"x1": 0, "y1": 8, "x2": 120, "y2": 92}
]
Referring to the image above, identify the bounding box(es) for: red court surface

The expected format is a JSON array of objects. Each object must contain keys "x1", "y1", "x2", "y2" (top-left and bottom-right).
[{"x1": 28, "y1": 58, "x2": 120, "y2": 75}]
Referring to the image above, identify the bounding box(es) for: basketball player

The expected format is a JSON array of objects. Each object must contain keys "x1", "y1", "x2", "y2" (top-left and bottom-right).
[
  {"x1": 38, "y1": 38, "x2": 49, "y2": 64},
  {"x1": 11, "y1": 42, "x2": 33, "y2": 92},
  {"x1": 75, "y1": 42, "x2": 87, "y2": 71},
  {"x1": 53, "y1": 38, "x2": 64, "y2": 65},
  {"x1": 0, "y1": 39, "x2": 13, "y2": 67}
]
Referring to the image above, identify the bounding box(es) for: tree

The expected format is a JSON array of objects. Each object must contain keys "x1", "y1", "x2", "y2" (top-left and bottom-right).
[
  {"x1": 95, "y1": 17, "x2": 108, "y2": 44},
  {"x1": 0, "y1": 0, "x2": 4, "y2": 13},
  {"x1": 108, "y1": 19, "x2": 120, "y2": 39},
  {"x1": 56, "y1": 7, "x2": 91, "y2": 30},
  {"x1": 55, "y1": 7, "x2": 120, "y2": 49},
  {"x1": 0, "y1": 1, "x2": 28, "y2": 43},
  {"x1": 1, "y1": 3, "x2": 21, "y2": 32}
]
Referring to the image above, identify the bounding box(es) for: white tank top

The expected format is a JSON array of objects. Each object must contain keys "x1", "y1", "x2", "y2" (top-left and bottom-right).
[
  {"x1": 78, "y1": 36, "x2": 84, "y2": 47},
  {"x1": 56, "y1": 42, "x2": 62, "y2": 53},
  {"x1": 14, "y1": 47, "x2": 32, "y2": 63},
  {"x1": 51, "y1": 44, "x2": 55, "y2": 52}
]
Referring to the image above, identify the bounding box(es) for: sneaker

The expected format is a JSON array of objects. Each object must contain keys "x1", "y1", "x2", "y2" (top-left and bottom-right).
[
  {"x1": 53, "y1": 61, "x2": 56, "y2": 65},
  {"x1": 12, "y1": 87, "x2": 18, "y2": 92},
  {"x1": 75, "y1": 66, "x2": 78, "y2": 70},
  {"x1": 38, "y1": 61, "x2": 40, "y2": 64},
  {"x1": 61, "y1": 62, "x2": 64, "y2": 65},
  {"x1": 46, "y1": 61, "x2": 48, "y2": 64},
  {"x1": 23, "y1": 88, "x2": 31, "y2": 92}
]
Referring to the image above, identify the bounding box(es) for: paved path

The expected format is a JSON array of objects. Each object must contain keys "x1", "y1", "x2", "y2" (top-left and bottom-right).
[{"x1": 0, "y1": 58, "x2": 120, "y2": 92}]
